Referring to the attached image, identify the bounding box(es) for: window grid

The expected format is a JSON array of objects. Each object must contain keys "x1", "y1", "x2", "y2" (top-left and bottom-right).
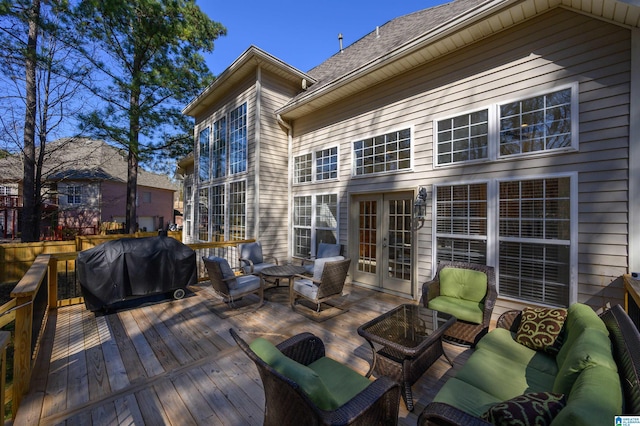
[
  {"x1": 388, "y1": 199, "x2": 412, "y2": 280},
  {"x1": 212, "y1": 118, "x2": 227, "y2": 179},
  {"x1": 294, "y1": 196, "x2": 312, "y2": 257},
  {"x1": 498, "y1": 177, "x2": 571, "y2": 306},
  {"x1": 315, "y1": 194, "x2": 338, "y2": 250},
  {"x1": 354, "y1": 129, "x2": 411, "y2": 175},
  {"x1": 185, "y1": 185, "x2": 192, "y2": 237},
  {"x1": 437, "y1": 110, "x2": 489, "y2": 165},
  {"x1": 435, "y1": 183, "x2": 488, "y2": 264},
  {"x1": 210, "y1": 185, "x2": 225, "y2": 241},
  {"x1": 229, "y1": 104, "x2": 247, "y2": 174},
  {"x1": 67, "y1": 185, "x2": 82, "y2": 204},
  {"x1": 499, "y1": 88, "x2": 572, "y2": 157},
  {"x1": 316, "y1": 147, "x2": 338, "y2": 180},
  {"x1": 294, "y1": 154, "x2": 312, "y2": 184},
  {"x1": 358, "y1": 200, "x2": 377, "y2": 273},
  {"x1": 198, "y1": 187, "x2": 209, "y2": 241},
  {"x1": 229, "y1": 181, "x2": 246, "y2": 240},
  {"x1": 198, "y1": 127, "x2": 210, "y2": 182}
]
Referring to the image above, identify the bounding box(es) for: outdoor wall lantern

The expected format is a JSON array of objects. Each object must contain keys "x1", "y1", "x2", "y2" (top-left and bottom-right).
[{"x1": 414, "y1": 187, "x2": 428, "y2": 229}]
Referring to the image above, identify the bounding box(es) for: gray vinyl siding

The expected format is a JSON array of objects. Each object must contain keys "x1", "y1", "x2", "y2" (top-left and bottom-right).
[
  {"x1": 290, "y1": 8, "x2": 631, "y2": 313},
  {"x1": 257, "y1": 69, "x2": 299, "y2": 261}
]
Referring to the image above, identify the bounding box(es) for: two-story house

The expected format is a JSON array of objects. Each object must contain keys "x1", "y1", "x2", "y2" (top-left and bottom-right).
[
  {"x1": 181, "y1": 0, "x2": 640, "y2": 316},
  {"x1": 0, "y1": 137, "x2": 177, "y2": 238}
]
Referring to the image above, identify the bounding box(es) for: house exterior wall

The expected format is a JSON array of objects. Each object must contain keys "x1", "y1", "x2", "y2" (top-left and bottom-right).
[
  {"x1": 289, "y1": 8, "x2": 631, "y2": 313},
  {"x1": 57, "y1": 181, "x2": 101, "y2": 230}
]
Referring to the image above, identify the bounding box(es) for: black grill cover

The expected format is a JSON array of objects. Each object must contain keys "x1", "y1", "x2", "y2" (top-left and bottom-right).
[{"x1": 77, "y1": 236, "x2": 197, "y2": 311}]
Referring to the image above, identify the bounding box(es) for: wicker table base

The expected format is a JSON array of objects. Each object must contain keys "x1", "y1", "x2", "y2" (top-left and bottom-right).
[{"x1": 357, "y1": 304, "x2": 455, "y2": 411}]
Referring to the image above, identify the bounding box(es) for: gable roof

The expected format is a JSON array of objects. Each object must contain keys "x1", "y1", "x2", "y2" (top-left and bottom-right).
[
  {"x1": 276, "y1": 0, "x2": 640, "y2": 119},
  {"x1": 0, "y1": 138, "x2": 177, "y2": 192}
]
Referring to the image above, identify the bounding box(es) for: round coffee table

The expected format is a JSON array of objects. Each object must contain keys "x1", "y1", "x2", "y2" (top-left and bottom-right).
[{"x1": 261, "y1": 264, "x2": 307, "y2": 287}]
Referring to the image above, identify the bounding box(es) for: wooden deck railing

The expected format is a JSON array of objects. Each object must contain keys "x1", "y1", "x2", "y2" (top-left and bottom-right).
[
  {"x1": 1, "y1": 238, "x2": 254, "y2": 419},
  {"x1": 623, "y1": 274, "x2": 640, "y2": 331}
]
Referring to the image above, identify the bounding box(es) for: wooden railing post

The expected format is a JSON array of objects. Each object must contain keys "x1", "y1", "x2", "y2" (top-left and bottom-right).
[
  {"x1": 48, "y1": 258, "x2": 58, "y2": 310},
  {"x1": 0, "y1": 331, "x2": 9, "y2": 418},
  {"x1": 12, "y1": 293, "x2": 32, "y2": 418}
]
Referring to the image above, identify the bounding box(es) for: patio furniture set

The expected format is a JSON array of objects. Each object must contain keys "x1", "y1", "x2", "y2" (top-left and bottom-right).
[{"x1": 206, "y1": 249, "x2": 640, "y2": 425}]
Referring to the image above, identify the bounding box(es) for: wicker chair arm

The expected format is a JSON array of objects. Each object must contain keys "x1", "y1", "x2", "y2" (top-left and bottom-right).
[
  {"x1": 323, "y1": 376, "x2": 401, "y2": 425},
  {"x1": 264, "y1": 255, "x2": 279, "y2": 265},
  {"x1": 276, "y1": 332, "x2": 326, "y2": 365},
  {"x1": 496, "y1": 310, "x2": 522, "y2": 333},
  {"x1": 293, "y1": 274, "x2": 321, "y2": 284},
  {"x1": 421, "y1": 278, "x2": 441, "y2": 307},
  {"x1": 238, "y1": 256, "x2": 255, "y2": 272},
  {"x1": 418, "y1": 402, "x2": 492, "y2": 426}
]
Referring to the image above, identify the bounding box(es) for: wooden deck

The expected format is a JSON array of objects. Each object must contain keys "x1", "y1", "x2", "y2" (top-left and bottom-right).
[{"x1": 14, "y1": 282, "x2": 472, "y2": 425}]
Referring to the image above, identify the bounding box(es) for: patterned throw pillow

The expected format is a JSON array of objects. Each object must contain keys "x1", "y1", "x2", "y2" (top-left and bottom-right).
[
  {"x1": 482, "y1": 392, "x2": 567, "y2": 425},
  {"x1": 516, "y1": 307, "x2": 568, "y2": 355}
]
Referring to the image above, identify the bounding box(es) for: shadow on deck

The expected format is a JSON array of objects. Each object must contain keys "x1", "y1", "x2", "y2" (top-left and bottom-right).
[{"x1": 15, "y1": 282, "x2": 471, "y2": 425}]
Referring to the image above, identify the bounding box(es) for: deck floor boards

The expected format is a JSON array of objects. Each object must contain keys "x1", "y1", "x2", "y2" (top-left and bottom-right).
[{"x1": 15, "y1": 282, "x2": 472, "y2": 425}]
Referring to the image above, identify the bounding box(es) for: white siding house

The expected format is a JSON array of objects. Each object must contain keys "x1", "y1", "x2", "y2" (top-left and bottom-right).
[{"x1": 182, "y1": 0, "x2": 640, "y2": 317}]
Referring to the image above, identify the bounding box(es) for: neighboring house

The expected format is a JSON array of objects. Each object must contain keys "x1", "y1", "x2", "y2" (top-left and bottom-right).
[
  {"x1": 0, "y1": 138, "x2": 177, "y2": 238},
  {"x1": 181, "y1": 0, "x2": 640, "y2": 316}
]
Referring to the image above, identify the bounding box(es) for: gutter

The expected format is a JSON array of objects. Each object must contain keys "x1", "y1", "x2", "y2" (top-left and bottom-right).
[{"x1": 276, "y1": 114, "x2": 293, "y2": 260}]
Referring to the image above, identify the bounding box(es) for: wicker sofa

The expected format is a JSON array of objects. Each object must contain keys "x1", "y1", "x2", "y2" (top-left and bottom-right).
[{"x1": 418, "y1": 303, "x2": 640, "y2": 425}]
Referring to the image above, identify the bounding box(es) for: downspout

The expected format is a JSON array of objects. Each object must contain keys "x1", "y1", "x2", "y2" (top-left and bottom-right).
[
  {"x1": 277, "y1": 113, "x2": 293, "y2": 260},
  {"x1": 630, "y1": 27, "x2": 640, "y2": 273},
  {"x1": 255, "y1": 66, "x2": 262, "y2": 240}
]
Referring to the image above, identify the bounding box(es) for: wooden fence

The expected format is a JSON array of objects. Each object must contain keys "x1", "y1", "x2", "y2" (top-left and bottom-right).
[
  {"x1": 0, "y1": 232, "x2": 182, "y2": 285},
  {"x1": 0, "y1": 237, "x2": 249, "y2": 419}
]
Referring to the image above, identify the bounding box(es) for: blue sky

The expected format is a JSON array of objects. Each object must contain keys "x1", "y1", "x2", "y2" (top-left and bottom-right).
[{"x1": 198, "y1": 0, "x2": 448, "y2": 75}]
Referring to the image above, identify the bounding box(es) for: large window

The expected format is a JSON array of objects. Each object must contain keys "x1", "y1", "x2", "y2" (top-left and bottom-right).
[
  {"x1": 435, "y1": 183, "x2": 488, "y2": 264},
  {"x1": 185, "y1": 184, "x2": 192, "y2": 238},
  {"x1": 229, "y1": 103, "x2": 247, "y2": 175},
  {"x1": 229, "y1": 180, "x2": 246, "y2": 240},
  {"x1": 294, "y1": 147, "x2": 338, "y2": 184},
  {"x1": 354, "y1": 128, "x2": 411, "y2": 175},
  {"x1": 434, "y1": 85, "x2": 577, "y2": 166},
  {"x1": 498, "y1": 177, "x2": 571, "y2": 306},
  {"x1": 210, "y1": 185, "x2": 225, "y2": 241},
  {"x1": 198, "y1": 187, "x2": 208, "y2": 241},
  {"x1": 436, "y1": 110, "x2": 489, "y2": 165},
  {"x1": 500, "y1": 88, "x2": 573, "y2": 157},
  {"x1": 67, "y1": 185, "x2": 82, "y2": 204},
  {"x1": 198, "y1": 127, "x2": 210, "y2": 181},
  {"x1": 293, "y1": 194, "x2": 338, "y2": 257},
  {"x1": 434, "y1": 176, "x2": 573, "y2": 307},
  {"x1": 212, "y1": 118, "x2": 227, "y2": 179}
]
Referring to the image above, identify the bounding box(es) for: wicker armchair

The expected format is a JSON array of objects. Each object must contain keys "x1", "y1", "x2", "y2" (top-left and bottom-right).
[
  {"x1": 290, "y1": 258, "x2": 351, "y2": 320},
  {"x1": 421, "y1": 261, "x2": 496, "y2": 346},
  {"x1": 238, "y1": 241, "x2": 279, "y2": 274},
  {"x1": 230, "y1": 328, "x2": 400, "y2": 426},
  {"x1": 202, "y1": 256, "x2": 264, "y2": 308}
]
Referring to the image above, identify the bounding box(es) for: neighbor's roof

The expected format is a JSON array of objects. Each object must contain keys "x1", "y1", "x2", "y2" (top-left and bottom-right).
[{"x1": 2, "y1": 138, "x2": 177, "y2": 191}]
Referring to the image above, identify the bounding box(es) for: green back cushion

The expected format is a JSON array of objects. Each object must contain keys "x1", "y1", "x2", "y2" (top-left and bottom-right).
[
  {"x1": 249, "y1": 338, "x2": 339, "y2": 410},
  {"x1": 439, "y1": 267, "x2": 488, "y2": 303},
  {"x1": 556, "y1": 303, "x2": 609, "y2": 368},
  {"x1": 482, "y1": 392, "x2": 567, "y2": 426},
  {"x1": 552, "y1": 329, "x2": 618, "y2": 395},
  {"x1": 550, "y1": 366, "x2": 622, "y2": 426},
  {"x1": 308, "y1": 357, "x2": 371, "y2": 407},
  {"x1": 516, "y1": 307, "x2": 567, "y2": 355}
]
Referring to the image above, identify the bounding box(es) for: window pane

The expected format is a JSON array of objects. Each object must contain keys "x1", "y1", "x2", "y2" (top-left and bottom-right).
[
  {"x1": 198, "y1": 127, "x2": 210, "y2": 181},
  {"x1": 294, "y1": 196, "x2": 312, "y2": 257},
  {"x1": 499, "y1": 88, "x2": 572, "y2": 157},
  {"x1": 354, "y1": 129, "x2": 411, "y2": 175},
  {"x1": 316, "y1": 147, "x2": 338, "y2": 180},
  {"x1": 294, "y1": 154, "x2": 312, "y2": 183},
  {"x1": 210, "y1": 185, "x2": 225, "y2": 241},
  {"x1": 212, "y1": 118, "x2": 226, "y2": 179},
  {"x1": 437, "y1": 110, "x2": 489, "y2": 165},
  {"x1": 229, "y1": 181, "x2": 245, "y2": 239},
  {"x1": 229, "y1": 103, "x2": 247, "y2": 174},
  {"x1": 198, "y1": 187, "x2": 209, "y2": 241}
]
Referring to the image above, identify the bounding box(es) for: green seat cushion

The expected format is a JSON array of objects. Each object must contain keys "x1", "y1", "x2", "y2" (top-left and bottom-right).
[
  {"x1": 433, "y1": 377, "x2": 502, "y2": 417},
  {"x1": 439, "y1": 267, "x2": 488, "y2": 303},
  {"x1": 476, "y1": 328, "x2": 559, "y2": 377},
  {"x1": 428, "y1": 295, "x2": 484, "y2": 324},
  {"x1": 553, "y1": 329, "x2": 618, "y2": 395},
  {"x1": 551, "y1": 366, "x2": 622, "y2": 426},
  {"x1": 249, "y1": 338, "x2": 339, "y2": 410},
  {"x1": 308, "y1": 357, "x2": 371, "y2": 407},
  {"x1": 454, "y1": 348, "x2": 556, "y2": 401}
]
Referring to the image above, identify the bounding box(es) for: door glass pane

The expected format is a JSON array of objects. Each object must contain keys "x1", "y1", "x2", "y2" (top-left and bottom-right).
[
  {"x1": 388, "y1": 199, "x2": 412, "y2": 280},
  {"x1": 358, "y1": 200, "x2": 377, "y2": 273}
]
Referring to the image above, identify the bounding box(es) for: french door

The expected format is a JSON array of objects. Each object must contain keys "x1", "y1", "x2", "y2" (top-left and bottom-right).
[{"x1": 351, "y1": 192, "x2": 413, "y2": 296}]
